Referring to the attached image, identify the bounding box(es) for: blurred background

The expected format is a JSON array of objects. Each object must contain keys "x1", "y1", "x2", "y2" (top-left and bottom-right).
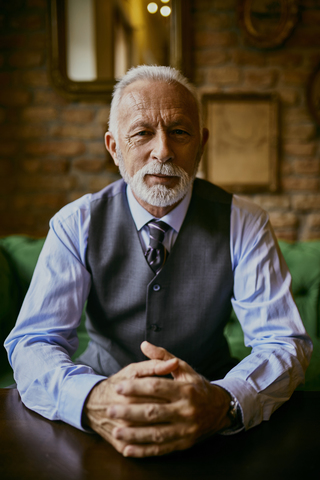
[{"x1": 0, "y1": 0, "x2": 319, "y2": 240}]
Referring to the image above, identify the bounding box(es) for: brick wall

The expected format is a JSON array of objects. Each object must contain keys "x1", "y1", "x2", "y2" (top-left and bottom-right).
[
  {"x1": 193, "y1": 0, "x2": 320, "y2": 241},
  {"x1": 0, "y1": 0, "x2": 320, "y2": 240}
]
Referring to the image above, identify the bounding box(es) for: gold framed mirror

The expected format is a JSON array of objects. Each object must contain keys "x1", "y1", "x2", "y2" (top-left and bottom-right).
[
  {"x1": 237, "y1": 0, "x2": 299, "y2": 49},
  {"x1": 48, "y1": 0, "x2": 191, "y2": 101}
]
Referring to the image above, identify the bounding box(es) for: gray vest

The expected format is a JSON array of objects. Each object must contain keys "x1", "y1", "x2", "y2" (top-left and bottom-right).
[{"x1": 79, "y1": 178, "x2": 235, "y2": 381}]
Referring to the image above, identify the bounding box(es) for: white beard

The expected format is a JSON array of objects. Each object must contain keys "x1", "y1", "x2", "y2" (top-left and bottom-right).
[{"x1": 117, "y1": 149, "x2": 199, "y2": 207}]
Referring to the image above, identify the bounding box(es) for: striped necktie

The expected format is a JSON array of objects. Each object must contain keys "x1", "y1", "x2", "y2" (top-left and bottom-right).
[{"x1": 145, "y1": 220, "x2": 170, "y2": 274}]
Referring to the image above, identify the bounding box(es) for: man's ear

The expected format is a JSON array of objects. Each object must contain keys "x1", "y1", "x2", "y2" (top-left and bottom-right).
[{"x1": 105, "y1": 132, "x2": 119, "y2": 166}]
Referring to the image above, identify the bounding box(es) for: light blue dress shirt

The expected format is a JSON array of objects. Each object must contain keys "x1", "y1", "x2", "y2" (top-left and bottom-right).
[{"x1": 5, "y1": 183, "x2": 312, "y2": 433}]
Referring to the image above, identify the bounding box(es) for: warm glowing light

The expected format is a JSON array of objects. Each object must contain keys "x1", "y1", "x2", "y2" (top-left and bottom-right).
[
  {"x1": 161, "y1": 0, "x2": 170, "y2": 3},
  {"x1": 160, "y1": 5, "x2": 171, "y2": 16},
  {"x1": 147, "y1": 2, "x2": 158, "y2": 14}
]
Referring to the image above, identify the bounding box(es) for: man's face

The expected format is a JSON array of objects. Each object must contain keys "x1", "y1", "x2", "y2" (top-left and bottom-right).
[{"x1": 106, "y1": 79, "x2": 207, "y2": 209}]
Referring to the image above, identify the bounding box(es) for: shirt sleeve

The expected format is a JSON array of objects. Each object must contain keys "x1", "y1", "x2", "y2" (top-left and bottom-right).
[
  {"x1": 4, "y1": 196, "x2": 106, "y2": 430},
  {"x1": 213, "y1": 195, "x2": 313, "y2": 431}
]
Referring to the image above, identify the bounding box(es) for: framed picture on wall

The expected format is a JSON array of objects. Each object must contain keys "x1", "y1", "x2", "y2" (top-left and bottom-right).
[{"x1": 201, "y1": 93, "x2": 279, "y2": 193}]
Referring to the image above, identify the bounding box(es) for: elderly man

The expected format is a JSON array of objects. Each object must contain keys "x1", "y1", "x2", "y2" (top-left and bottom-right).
[{"x1": 5, "y1": 65, "x2": 311, "y2": 458}]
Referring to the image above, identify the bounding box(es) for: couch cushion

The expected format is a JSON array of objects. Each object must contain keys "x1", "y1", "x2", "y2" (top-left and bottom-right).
[
  {"x1": 0, "y1": 246, "x2": 19, "y2": 375},
  {"x1": 0, "y1": 236, "x2": 46, "y2": 301}
]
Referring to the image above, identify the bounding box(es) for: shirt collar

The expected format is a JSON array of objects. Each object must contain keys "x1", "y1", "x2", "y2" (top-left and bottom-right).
[{"x1": 126, "y1": 184, "x2": 193, "y2": 233}]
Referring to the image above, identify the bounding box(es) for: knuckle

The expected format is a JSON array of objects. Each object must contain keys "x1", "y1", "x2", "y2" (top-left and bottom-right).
[
  {"x1": 152, "y1": 429, "x2": 164, "y2": 443},
  {"x1": 145, "y1": 404, "x2": 158, "y2": 421}
]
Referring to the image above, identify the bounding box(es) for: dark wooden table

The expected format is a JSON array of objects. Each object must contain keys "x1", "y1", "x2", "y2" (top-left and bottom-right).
[{"x1": 0, "y1": 388, "x2": 319, "y2": 480}]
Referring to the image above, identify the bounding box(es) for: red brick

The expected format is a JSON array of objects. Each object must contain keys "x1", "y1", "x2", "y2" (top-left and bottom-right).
[
  {"x1": 244, "y1": 69, "x2": 278, "y2": 89},
  {"x1": 9, "y1": 51, "x2": 44, "y2": 68},
  {"x1": 96, "y1": 107, "x2": 111, "y2": 125},
  {"x1": 266, "y1": 53, "x2": 303, "y2": 68},
  {"x1": 303, "y1": 231, "x2": 320, "y2": 240},
  {"x1": 86, "y1": 141, "x2": 107, "y2": 156},
  {"x1": 87, "y1": 176, "x2": 118, "y2": 192},
  {"x1": 0, "y1": 89, "x2": 31, "y2": 106},
  {"x1": 252, "y1": 195, "x2": 291, "y2": 210},
  {"x1": 283, "y1": 143, "x2": 317, "y2": 156},
  {"x1": 0, "y1": 142, "x2": 18, "y2": 156},
  {"x1": 61, "y1": 109, "x2": 95, "y2": 124},
  {"x1": 283, "y1": 108, "x2": 313, "y2": 124},
  {"x1": 195, "y1": 50, "x2": 230, "y2": 67},
  {"x1": 13, "y1": 193, "x2": 67, "y2": 210},
  {"x1": 281, "y1": 70, "x2": 310, "y2": 85},
  {"x1": 28, "y1": 32, "x2": 47, "y2": 49},
  {"x1": 292, "y1": 159, "x2": 320, "y2": 175},
  {"x1": 19, "y1": 159, "x2": 41, "y2": 173},
  {"x1": 278, "y1": 89, "x2": 300, "y2": 106},
  {"x1": 42, "y1": 159, "x2": 69, "y2": 174},
  {"x1": 27, "y1": 0, "x2": 47, "y2": 7},
  {"x1": 286, "y1": 29, "x2": 320, "y2": 47},
  {"x1": 306, "y1": 214, "x2": 320, "y2": 229},
  {"x1": 274, "y1": 230, "x2": 298, "y2": 242},
  {"x1": 22, "y1": 70, "x2": 49, "y2": 87},
  {"x1": 281, "y1": 177, "x2": 319, "y2": 191},
  {"x1": 10, "y1": 14, "x2": 43, "y2": 31},
  {"x1": 0, "y1": 34, "x2": 27, "y2": 49},
  {"x1": 269, "y1": 212, "x2": 299, "y2": 228},
  {"x1": 0, "y1": 73, "x2": 14, "y2": 88},
  {"x1": 50, "y1": 125, "x2": 104, "y2": 140},
  {"x1": 195, "y1": 31, "x2": 237, "y2": 48},
  {"x1": 207, "y1": 67, "x2": 241, "y2": 85},
  {"x1": 302, "y1": 10, "x2": 320, "y2": 25},
  {"x1": 0, "y1": 108, "x2": 5, "y2": 123},
  {"x1": 0, "y1": 159, "x2": 14, "y2": 177},
  {"x1": 284, "y1": 124, "x2": 317, "y2": 141},
  {"x1": 72, "y1": 158, "x2": 106, "y2": 173},
  {"x1": 33, "y1": 90, "x2": 68, "y2": 106},
  {"x1": 22, "y1": 106, "x2": 58, "y2": 122},
  {"x1": 232, "y1": 50, "x2": 265, "y2": 67},
  {"x1": 17, "y1": 175, "x2": 78, "y2": 192},
  {"x1": 280, "y1": 160, "x2": 293, "y2": 176},
  {"x1": 292, "y1": 195, "x2": 320, "y2": 210},
  {"x1": 195, "y1": 12, "x2": 234, "y2": 30},
  {"x1": 0, "y1": 124, "x2": 48, "y2": 139},
  {"x1": 25, "y1": 141, "x2": 86, "y2": 157},
  {"x1": 213, "y1": 0, "x2": 237, "y2": 9}
]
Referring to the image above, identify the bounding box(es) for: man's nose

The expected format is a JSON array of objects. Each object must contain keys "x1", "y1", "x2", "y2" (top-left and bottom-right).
[{"x1": 151, "y1": 131, "x2": 174, "y2": 163}]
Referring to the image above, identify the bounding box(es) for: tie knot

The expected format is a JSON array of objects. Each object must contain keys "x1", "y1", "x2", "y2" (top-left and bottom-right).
[{"x1": 147, "y1": 220, "x2": 170, "y2": 247}]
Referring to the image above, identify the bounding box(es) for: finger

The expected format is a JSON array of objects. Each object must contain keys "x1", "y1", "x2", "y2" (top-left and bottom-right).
[
  {"x1": 124, "y1": 357, "x2": 179, "y2": 378},
  {"x1": 140, "y1": 342, "x2": 199, "y2": 382},
  {"x1": 123, "y1": 437, "x2": 191, "y2": 457},
  {"x1": 113, "y1": 421, "x2": 195, "y2": 445},
  {"x1": 141, "y1": 341, "x2": 175, "y2": 362},
  {"x1": 107, "y1": 401, "x2": 178, "y2": 424},
  {"x1": 115, "y1": 377, "x2": 182, "y2": 400}
]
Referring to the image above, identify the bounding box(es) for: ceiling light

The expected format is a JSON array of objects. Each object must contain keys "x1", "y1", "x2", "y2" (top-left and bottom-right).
[
  {"x1": 147, "y1": 2, "x2": 158, "y2": 14},
  {"x1": 160, "y1": 6, "x2": 171, "y2": 17}
]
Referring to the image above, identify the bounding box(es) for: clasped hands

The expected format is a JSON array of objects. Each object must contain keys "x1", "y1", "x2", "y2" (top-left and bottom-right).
[{"x1": 83, "y1": 341, "x2": 231, "y2": 458}]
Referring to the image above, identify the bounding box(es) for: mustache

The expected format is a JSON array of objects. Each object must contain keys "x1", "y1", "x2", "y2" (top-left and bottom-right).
[{"x1": 136, "y1": 161, "x2": 187, "y2": 178}]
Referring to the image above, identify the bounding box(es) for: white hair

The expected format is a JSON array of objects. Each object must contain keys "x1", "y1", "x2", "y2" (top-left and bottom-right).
[{"x1": 108, "y1": 65, "x2": 203, "y2": 142}]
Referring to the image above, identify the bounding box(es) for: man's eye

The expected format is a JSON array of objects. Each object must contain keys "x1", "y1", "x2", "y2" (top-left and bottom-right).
[
  {"x1": 136, "y1": 131, "x2": 149, "y2": 136},
  {"x1": 172, "y1": 129, "x2": 188, "y2": 135}
]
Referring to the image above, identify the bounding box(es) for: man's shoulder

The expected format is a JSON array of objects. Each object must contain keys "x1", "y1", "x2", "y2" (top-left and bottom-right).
[
  {"x1": 193, "y1": 178, "x2": 233, "y2": 205},
  {"x1": 52, "y1": 179, "x2": 126, "y2": 225}
]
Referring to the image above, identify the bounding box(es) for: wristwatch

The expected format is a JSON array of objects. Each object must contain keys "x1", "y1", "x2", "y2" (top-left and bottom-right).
[{"x1": 225, "y1": 395, "x2": 243, "y2": 431}]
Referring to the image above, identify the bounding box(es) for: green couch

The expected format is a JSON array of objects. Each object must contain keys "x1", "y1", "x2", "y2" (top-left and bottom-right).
[{"x1": 1, "y1": 235, "x2": 319, "y2": 390}]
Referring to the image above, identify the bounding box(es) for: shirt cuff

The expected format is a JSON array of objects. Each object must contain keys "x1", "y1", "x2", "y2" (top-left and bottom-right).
[
  {"x1": 59, "y1": 372, "x2": 107, "y2": 431},
  {"x1": 211, "y1": 377, "x2": 263, "y2": 432}
]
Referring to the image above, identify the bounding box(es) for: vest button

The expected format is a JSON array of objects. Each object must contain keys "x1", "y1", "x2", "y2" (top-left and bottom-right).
[
  {"x1": 153, "y1": 284, "x2": 161, "y2": 292},
  {"x1": 150, "y1": 324, "x2": 161, "y2": 332}
]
